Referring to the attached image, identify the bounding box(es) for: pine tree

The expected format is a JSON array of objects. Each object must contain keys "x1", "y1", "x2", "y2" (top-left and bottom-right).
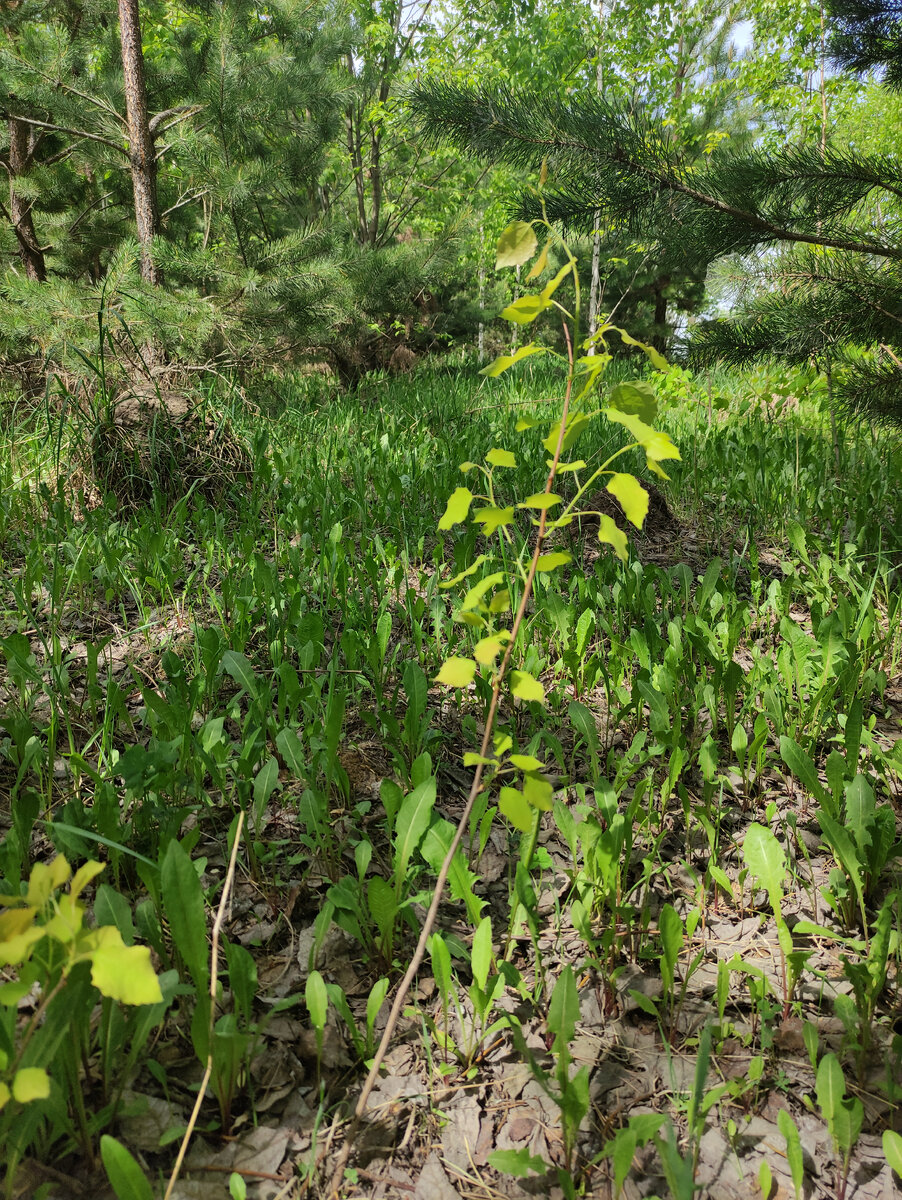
[{"x1": 409, "y1": 1, "x2": 902, "y2": 421}]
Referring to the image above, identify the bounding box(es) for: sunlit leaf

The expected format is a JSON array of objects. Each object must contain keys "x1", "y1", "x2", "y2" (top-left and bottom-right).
[
  {"x1": 474, "y1": 633, "x2": 510, "y2": 664},
  {"x1": 523, "y1": 773, "x2": 553, "y2": 810},
  {"x1": 462, "y1": 570, "x2": 506, "y2": 611},
  {"x1": 495, "y1": 221, "x2": 537, "y2": 268},
  {"x1": 515, "y1": 416, "x2": 543, "y2": 431},
  {"x1": 438, "y1": 486, "x2": 474, "y2": 530},
  {"x1": 499, "y1": 787, "x2": 533, "y2": 832},
  {"x1": 489, "y1": 589, "x2": 511, "y2": 613},
  {"x1": 535, "y1": 551, "x2": 571, "y2": 571},
  {"x1": 480, "y1": 344, "x2": 547, "y2": 377},
  {"x1": 510, "y1": 670, "x2": 545, "y2": 703},
  {"x1": 597, "y1": 514, "x2": 628, "y2": 561},
  {"x1": 608, "y1": 380, "x2": 658, "y2": 423},
  {"x1": 472, "y1": 506, "x2": 515, "y2": 535},
  {"x1": 542, "y1": 412, "x2": 591, "y2": 455},
  {"x1": 486, "y1": 448, "x2": 517, "y2": 468},
  {"x1": 441, "y1": 555, "x2": 489, "y2": 588},
  {"x1": 435, "y1": 657, "x2": 477, "y2": 687},
  {"x1": 12, "y1": 1068, "x2": 49, "y2": 1103},
  {"x1": 500, "y1": 294, "x2": 552, "y2": 325},
  {"x1": 606, "y1": 473, "x2": 649, "y2": 528},
  {"x1": 90, "y1": 931, "x2": 163, "y2": 1005},
  {"x1": 510, "y1": 754, "x2": 544, "y2": 772},
  {"x1": 518, "y1": 492, "x2": 561, "y2": 510}
]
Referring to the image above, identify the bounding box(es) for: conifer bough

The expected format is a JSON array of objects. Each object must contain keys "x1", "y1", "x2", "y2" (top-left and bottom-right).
[{"x1": 408, "y1": 0, "x2": 902, "y2": 423}]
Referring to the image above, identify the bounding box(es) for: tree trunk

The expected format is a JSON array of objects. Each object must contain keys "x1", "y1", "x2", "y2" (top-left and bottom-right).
[
  {"x1": 117, "y1": 0, "x2": 162, "y2": 285},
  {"x1": 8, "y1": 118, "x2": 46, "y2": 282}
]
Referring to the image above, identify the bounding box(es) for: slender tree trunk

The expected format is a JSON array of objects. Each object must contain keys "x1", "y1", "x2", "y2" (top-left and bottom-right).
[
  {"x1": 117, "y1": 0, "x2": 162, "y2": 285},
  {"x1": 587, "y1": 0, "x2": 607, "y2": 352},
  {"x1": 8, "y1": 118, "x2": 46, "y2": 282}
]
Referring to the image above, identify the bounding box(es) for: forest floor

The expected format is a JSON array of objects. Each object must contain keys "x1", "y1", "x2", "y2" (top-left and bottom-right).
[{"x1": 1, "y1": 362, "x2": 901, "y2": 1199}]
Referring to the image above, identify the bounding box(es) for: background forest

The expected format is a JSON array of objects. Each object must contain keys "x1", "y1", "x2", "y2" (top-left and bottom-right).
[{"x1": 2, "y1": 1, "x2": 902, "y2": 1198}]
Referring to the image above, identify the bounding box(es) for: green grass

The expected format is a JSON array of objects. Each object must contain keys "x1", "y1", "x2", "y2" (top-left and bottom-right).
[{"x1": 0, "y1": 357, "x2": 901, "y2": 1197}]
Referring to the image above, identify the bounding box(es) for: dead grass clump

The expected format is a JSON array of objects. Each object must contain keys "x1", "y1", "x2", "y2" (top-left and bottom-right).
[{"x1": 90, "y1": 382, "x2": 251, "y2": 507}]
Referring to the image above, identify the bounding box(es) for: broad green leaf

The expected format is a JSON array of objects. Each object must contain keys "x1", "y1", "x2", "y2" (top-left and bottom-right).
[
  {"x1": 536, "y1": 551, "x2": 571, "y2": 571},
  {"x1": 516, "y1": 416, "x2": 543, "y2": 431},
  {"x1": 518, "y1": 492, "x2": 561, "y2": 510},
  {"x1": 499, "y1": 787, "x2": 533, "y2": 832},
  {"x1": 542, "y1": 413, "x2": 591, "y2": 455},
  {"x1": 12, "y1": 1067, "x2": 49, "y2": 1103},
  {"x1": 101, "y1": 1135, "x2": 155, "y2": 1200},
  {"x1": 523, "y1": 773, "x2": 553, "y2": 810},
  {"x1": 883, "y1": 1130, "x2": 902, "y2": 1177},
  {"x1": 608, "y1": 380, "x2": 658, "y2": 423},
  {"x1": 832, "y1": 1095, "x2": 863, "y2": 1156},
  {"x1": 221, "y1": 650, "x2": 258, "y2": 699},
  {"x1": 479, "y1": 344, "x2": 547, "y2": 377},
  {"x1": 604, "y1": 408, "x2": 681, "y2": 463},
  {"x1": 548, "y1": 964, "x2": 579, "y2": 1043},
  {"x1": 551, "y1": 459, "x2": 586, "y2": 472},
  {"x1": 438, "y1": 487, "x2": 474, "y2": 530},
  {"x1": 434, "y1": 657, "x2": 477, "y2": 687},
  {"x1": 366, "y1": 977, "x2": 390, "y2": 1034},
  {"x1": 816, "y1": 1052, "x2": 845, "y2": 1129},
  {"x1": 431, "y1": 932, "x2": 452, "y2": 1001},
  {"x1": 161, "y1": 840, "x2": 208, "y2": 994},
  {"x1": 305, "y1": 970, "x2": 328, "y2": 1032},
  {"x1": 463, "y1": 751, "x2": 494, "y2": 766},
  {"x1": 489, "y1": 1148, "x2": 546, "y2": 1177},
  {"x1": 471, "y1": 916, "x2": 492, "y2": 991},
  {"x1": 510, "y1": 670, "x2": 545, "y2": 703},
  {"x1": 253, "y1": 755, "x2": 280, "y2": 810},
  {"x1": 486, "y1": 448, "x2": 517, "y2": 468},
  {"x1": 526, "y1": 243, "x2": 549, "y2": 280},
  {"x1": 459, "y1": 461, "x2": 477, "y2": 472},
  {"x1": 472, "y1": 506, "x2": 515, "y2": 536},
  {"x1": 500, "y1": 294, "x2": 551, "y2": 325},
  {"x1": 70, "y1": 860, "x2": 105, "y2": 901},
  {"x1": 659, "y1": 904, "x2": 683, "y2": 980},
  {"x1": 230, "y1": 1172, "x2": 248, "y2": 1200},
  {"x1": 441, "y1": 554, "x2": 489, "y2": 588},
  {"x1": 90, "y1": 933, "x2": 163, "y2": 1005},
  {"x1": 609, "y1": 326, "x2": 670, "y2": 371},
  {"x1": 598, "y1": 514, "x2": 628, "y2": 561},
  {"x1": 26, "y1": 856, "x2": 71, "y2": 907},
  {"x1": 510, "y1": 754, "x2": 544, "y2": 772},
  {"x1": 540, "y1": 260, "x2": 574, "y2": 300},
  {"x1": 489, "y1": 588, "x2": 511, "y2": 613},
  {"x1": 276, "y1": 727, "x2": 306, "y2": 777},
  {"x1": 394, "y1": 777, "x2": 437, "y2": 883},
  {"x1": 463, "y1": 571, "x2": 506, "y2": 611},
  {"x1": 779, "y1": 736, "x2": 832, "y2": 807},
  {"x1": 743, "y1": 823, "x2": 786, "y2": 913},
  {"x1": 495, "y1": 221, "x2": 537, "y2": 268},
  {"x1": 474, "y1": 633, "x2": 510, "y2": 665},
  {"x1": 777, "y1": 1110, "x2": 804, "y2": 1200},
  {"x1": 606, "y1": 473, "x2": 649, "y2": 529},
  {"x1": 367, "y1": 876, "x2": 397, "y2": 949}
]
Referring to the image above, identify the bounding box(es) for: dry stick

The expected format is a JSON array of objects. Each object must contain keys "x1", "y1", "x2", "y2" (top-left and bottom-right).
[
  {"x1": 327, "y1": 328, "x2": 577, "y2": 1199},
  {"x1": 164, "y1": 811, "x2": 246, "y2": 1200}
]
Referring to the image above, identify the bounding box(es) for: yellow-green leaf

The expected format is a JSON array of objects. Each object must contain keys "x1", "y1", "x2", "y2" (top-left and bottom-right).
[
  {"x1": 463, "y1": 752, "x2": 495, "y2": 767},
  {"x1": 523, "y1": 773, "x2": 553, "y2": 811},
  {"x1": 489, "y1": 589, "x2": 511, "y2": 613},
  {"x1": 610, "y1": 326, "x2": 670, "y2": 371},
  {"x1": 26, "y1": 857, "x2": 71, "y2": 908},
  {"x1": 598, "y1": 514, "x2": 628, "y2": 562},
  {"x1": 462, "y1": 571, "x2": 506, "y2": 611},
  {"x1": 479, "y1": 344, "x2": 547, "y2": 378},
  {"x1": 539, "y1": 260, "x2": 573, "y2": 300},
  {"x1": 518, "y1": 493, "x2": 561, "y2": 511},
  {"x1": 12, "y1": 1068, "x2": 50, "y2": 1104},
  {"x1": 474, "y1": 632, "x2": 511, "y2": 664},
  {"x1": 438, "y1": 487, "x2": 474, "y2": 531},
  {"x1": 494, "y1": 733, "x2": 513, "y2": 755},
  {"x1": 500, "y1": 294, "x2": 552, "y2": 325},
  {"x1": 499, "y1": 787, "x2": 534, "y2": 832},
  {"x1": 516, "y1": 416, "x2": 543, "y2": 431},
  {"x1": 604, "y1": 408, "x2": 680, "y2": 463},
  {"x1": 510, "y1": 754, "x2": 544, "y2": 772},
  {"x1": 495, "y1": 221, "x2": 537, "y2": 269},
  {"x1": 458, "y1": 461, "x2": 478, "y2": 473},
  {"x1": 542, "y1": 413, "x2": 591, "y2": 455},
  {"x1": 606, "y1": 473, "x2": 649, "y2": 529},
  {"x1": 608, "y1": 380, "x2": 658, "y2": 423},
  {"x1": 510, "y1": 670, "x2": 545, "y2": 704},
  {"x1": 0, "y1": 1082, "x2": 9, "y2": 1111},
  {"x1": 536, "y1": 551, "x2": 572, "y2": 572},
  {"x1": 486, "y1": 448, "x2": 517, "y2": 468},
  {"x1": 90, "y1": 933, "x2": 163, "y2": 1005},
  {"x1": 435, "y1": 657, "x2": 477, "y2": 687},
  {"x1": 473, "y1": 506, "x2": 515, "y2": 536},
  {"x1": 550, "y1": 460, "x2": 586, "y2": 473},
  {"x1": 525, "y1": 242, "x2": 549, "y2": 280},
  {"x1": 70, "y1": 860, "x2": 105, "y2": 901},
  {"x1": 441, "y1": 555, "x2": 489, "y2": 588},
  {"x1": 456, "y1": 611, "x2": 487, "y2": 628}
]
